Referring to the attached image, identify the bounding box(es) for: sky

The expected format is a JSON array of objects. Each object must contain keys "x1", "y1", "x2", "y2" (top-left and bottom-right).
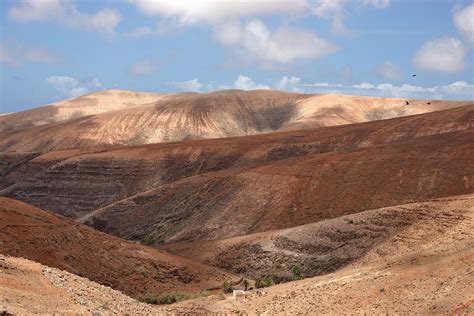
[{"x1": 1, "y1": 0, "x2": 473, "y2": 113}]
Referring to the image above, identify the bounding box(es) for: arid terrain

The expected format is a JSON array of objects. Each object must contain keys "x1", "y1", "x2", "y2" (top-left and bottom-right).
[
  {"x1": 0, "y1": 89, "x2": 472, "y2": 314},
  {"x1": 0, "y1": 89, "x2": 470, "y2": 152}
]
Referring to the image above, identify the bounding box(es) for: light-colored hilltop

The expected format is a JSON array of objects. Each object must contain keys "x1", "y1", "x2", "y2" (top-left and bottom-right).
[
  {"x1": 0, "y1": 89, "x2": 471, "y2": 152},
  {"x1": 0, "y1": 89, "x2": 178, "y2": 132}
]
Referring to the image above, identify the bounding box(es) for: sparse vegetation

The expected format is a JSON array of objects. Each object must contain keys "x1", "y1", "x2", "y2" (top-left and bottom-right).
[
  {"x1": 254, "y1": 266, "x2": 305, "y2": 289},
  {"x1": 137, "y1": 291, "x2": 208, "y2": 305},
  {"x1": 292, "y1": 265, "x2": 304, "y2": 281},
  {"x1": 222, "y1": 280, "x2": 234, "y2": 293},
  {"x1": 243, "y1": 279, "x2": 250, "y2": 291},
  {"x1": 255, "y1": 276, "x2": 274, "y2": 289}
]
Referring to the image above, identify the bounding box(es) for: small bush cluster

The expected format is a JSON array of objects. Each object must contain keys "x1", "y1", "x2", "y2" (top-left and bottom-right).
[
  {"x1": 222, "y1": 281, "x2": 234, "y2": 293},
  {"x1": 254, "y1": 265, "x2": 305, "y2": 289},
  {"x1": 137, "y1": 291, "x2": 208, "y2": 305},
  {"x1": 292, "y1": 265, "x2": 304, "y2": 281}
]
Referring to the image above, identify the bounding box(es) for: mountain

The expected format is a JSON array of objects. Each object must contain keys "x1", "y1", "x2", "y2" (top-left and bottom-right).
[
  {"x1": 0, "y1": 89, "x2": 470, "y2": 152},
  {"x1": 0, "y1": 197, "x2": 237, "y2": 297},
  {"x1": 1, "y1": 105, "x2": 472, "y2": 239},
  {"x1": 0, "y1": 89, "x2": 174, "y2": 133}
]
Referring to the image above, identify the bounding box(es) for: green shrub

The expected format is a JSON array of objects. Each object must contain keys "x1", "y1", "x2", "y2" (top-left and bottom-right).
[
  {"x1": 137, "y1": 292, "x2": 207, "y2": 305},
  {"x1": 222, "y1": 281, "x2": 234, "y2": 293},
  {"x1": 255, "y1": 276, "x2": 274, "y2": 289},
  {"x1": 243, "y1": 279, "x2": 250, "y2": 291},
  {"x1": 291, "y1": 265, "x2": 304, "y2": 281}
]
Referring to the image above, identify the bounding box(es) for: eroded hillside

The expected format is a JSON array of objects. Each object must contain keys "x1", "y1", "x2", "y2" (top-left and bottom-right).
[
  {"x1": 0, "y1": 197, "x2": 236, "y2": 297},
  {"x1": 0, "y1": 90, "x2": 470, "y2": 152}
]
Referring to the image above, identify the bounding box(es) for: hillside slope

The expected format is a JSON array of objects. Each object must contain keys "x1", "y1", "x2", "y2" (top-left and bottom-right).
[
  {"x1": 80, "y1": 128, "x2": 473, "y2": 244},
  {"x1": 0, "y1": 255, "x2": 158, "y2": 314},
  {"x1": 0, "y1": 89, "x2": 470, "y2": 152},
  {"x1": 0, "y1": 197, "x2": 237, "y2": 297},
  {"x1": 0, "y1": 105, "x2": 472, "y2": 222},
  {"x1": 160, "y1": 196, "x2": 474, "y2": 277},
  {"x1": 161, "y1": 195, "x2": 474, "y2": 315},
  {"x1": 0, "y1": 89, "x2": 176, "y2": 133}
]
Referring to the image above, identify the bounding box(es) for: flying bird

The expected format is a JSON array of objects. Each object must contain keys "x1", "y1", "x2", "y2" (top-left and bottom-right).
[{"x1": 412, "y1": 74, "x2": 417, "y2": 77}]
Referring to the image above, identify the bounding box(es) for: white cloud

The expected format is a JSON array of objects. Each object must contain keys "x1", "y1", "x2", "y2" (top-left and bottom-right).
[
  {"x1": 0, "y1": 43, "x2": 60, "y2": 66},
  {"x1": 312, "y1": 0, "x2": 390, "y2": 35},
  {"x1": 375, "y1": 61, "x2": 401, "y2": 80},
  {"x1": 303, "y1": 81, "x2": 474, "y2": 100},
  {"x1": 234, "y1": 75, "x2": 270, "y2": 90},
  {"x1": 9, "y1": 0, "x2": 121, "y2": 35},
  {"x1": 214, "y1": 19, "x2": 337, "y2": 65},
  {"x1": 168, "y1": 75, "x2": 305, "y2": 92},
  {"x1": 129, "y1": 0, "x2": 308, "y2": 24},
  {"x1": 277, "y1": 76, "x2": 303, "y2": 92},
  {"x1": 127, "y1": 59, "x2": 156, "y2": 76},
  {"x1": 129, "y1": 0, "x2": 390, "y2": 39},
  {"x1": 168, "y1": 79, "x2": 205, "y2": 92},
  {"x1": 413, "y1": 37, "x2": 466, "y2": 73},
  {"x1": 453, "y1": 4, "x2": 474, "y2": 46},
  {"x1": 45, "y1": 76, "x2": 102, "y2": 97}
]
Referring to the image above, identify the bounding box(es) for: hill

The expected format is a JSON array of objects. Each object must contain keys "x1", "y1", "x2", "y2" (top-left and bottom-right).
[
  {"x1": 0, "y1": 89, "x2": 470, "y2": 152},
  {"x1": 0, "y1": 197, "x2": 237, "y2": 297},
  {"x1": 0, "y1": 104, "x2": 471, "y2": 221},
  {"x1": 160, "y1": 195, "x2": 474, "y2": 314}
]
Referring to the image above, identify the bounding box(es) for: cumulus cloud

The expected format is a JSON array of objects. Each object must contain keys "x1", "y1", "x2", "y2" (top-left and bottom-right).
[
  {"x1": 127, "y1": 59, "x2": 156, "y2": 76},
  {"x1": 312, "y1": 0, "x2": 390, "y2": 35},
  {"x1": 45, "y1": 76, "x2": 102, "y2": 97},
  {"x1": 277, "y1": 76, "x2": 303, "y2": 92},
  {"x1": 413, "y1": 37, "x2": 466, "y2": 73},
  {"x1": 8, "y1": 0, "x2": 121, "y2": 35},
  {"x1": 0, "y1": 43, "x2": 60, "y2": 66},
  {"x1": 127, "y1": 0, "x2": 390, "y2": 41},
  {"x1": 129, "y1": 0, "x2": 307, "y2": 24},
  {"x1": 168, "y1": 79, "x2": 205, "y2": 92},
  {"x1": 303, "y1": 81, "x2": 474, "y2": 100},
  {"x1": 234, "y1": 75, "x2": 270, "y2": 90},
  {"x1": 453, "y1": 4, "x2": 474, "y2": 46},
  {"x1": 214, "y1": 19, "x2": 337, "y2": 65},
  {"x1": 168, "y1": 75, "x2": 305, "y2": 92},
  {"x1": 375, "y1": 61, "x2": 401, "y2": 80}
]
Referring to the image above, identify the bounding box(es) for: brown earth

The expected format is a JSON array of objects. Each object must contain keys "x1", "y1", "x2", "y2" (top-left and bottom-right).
[
  {"x1": 0, "y1": 104, "x2": 472, "y2": 221},
  {"x1": 2, "y1": 195, "x2": 472, "y2": 315},
  {"x1": 0, "y1": 90, "x2": 470, "y2": 152},
  {"x1": 161, "y1": 195, "x2": 474, "y2": 315},
  {"x1": 0, "y1": 197, "x2": 237, "y2": 297},
  {"x1": 79, "y1": 127, "x2": 473, "y2": 245},
  {"x1": 0, "y1": 255, "x2": 159, "y2": 315},
  {"x1": 160, "y1": 196, "x2": 473, "y2": 278}
]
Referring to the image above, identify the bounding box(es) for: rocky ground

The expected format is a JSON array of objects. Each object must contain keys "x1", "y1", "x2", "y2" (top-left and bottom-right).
[
  {"x1": 0, "y1": 255, "x2": 159, "y2": 315},
  {"x1": 161, "y1": 195, "x2": 474, "y2": 314},
  {"x1": 3, "y1": 195, "x2": 469, "y2": 315}
]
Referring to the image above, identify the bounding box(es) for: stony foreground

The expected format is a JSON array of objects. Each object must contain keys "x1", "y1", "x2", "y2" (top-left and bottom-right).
[{"x1": 1, "y1": 195, "x2": 473, "y2": 314}]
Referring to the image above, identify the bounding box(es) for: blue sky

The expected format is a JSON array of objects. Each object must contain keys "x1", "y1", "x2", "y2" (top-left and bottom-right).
[{"x1": 1, "y1": 0, "x2": 473, "y2": 113}]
